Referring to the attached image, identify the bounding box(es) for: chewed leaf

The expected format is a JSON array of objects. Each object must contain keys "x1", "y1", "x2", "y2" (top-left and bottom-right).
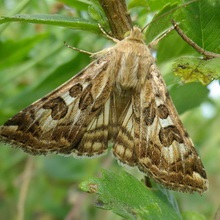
[
  {"x1": 173, "y1": 57, "x2": 220, "y2": 85},
  {"x1": 80, "y1": 170, "x2": 181, "y2": 220}
]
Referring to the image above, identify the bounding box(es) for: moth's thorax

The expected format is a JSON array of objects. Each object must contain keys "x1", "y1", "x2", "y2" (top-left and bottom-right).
[
  {"x1": 126, "y1": 27, "x2": 145, "y2": 43},
  {"x1": 111, "y1": 28, "x2": 153, "y2": 89},
  {"x1": 116, "y1": 27, "x2": 151, "y2": 57}
]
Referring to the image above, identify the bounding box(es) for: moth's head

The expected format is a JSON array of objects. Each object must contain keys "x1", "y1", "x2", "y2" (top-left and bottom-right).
[{"x1": 126, "y1": 27, "x2": 144, "y2": 42}]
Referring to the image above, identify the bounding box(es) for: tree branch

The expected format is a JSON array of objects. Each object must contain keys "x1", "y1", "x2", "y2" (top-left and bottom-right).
[{"x1": 98, "y1": 0, "x2": 132, "y2": 40}]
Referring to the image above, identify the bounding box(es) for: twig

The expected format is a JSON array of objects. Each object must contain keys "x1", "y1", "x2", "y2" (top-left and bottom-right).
[
  {"x1": 214, "y1": 205, "x2": 220, "y2": 220},
  {"x1": 65, "y1": 193, "x2": 87, "y2": 220},
  {"x1": 98, "y1": 0, "x2": 132, "y2": 39},
  {"x1": 16, "y1": 157, "x2": 34, "y2": 220},
  {"x1": 172, "y1": 20, "x2": 220, "y2": 59}
]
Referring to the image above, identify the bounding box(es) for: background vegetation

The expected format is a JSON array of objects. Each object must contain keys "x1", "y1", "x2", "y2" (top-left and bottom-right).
[{"x1": 0, "y1": 0, "x2": 220, "y2": 219}]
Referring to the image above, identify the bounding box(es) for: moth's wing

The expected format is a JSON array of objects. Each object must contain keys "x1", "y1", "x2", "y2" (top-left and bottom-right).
[
  {"x1": 76, "y1": 96, "x2": 111, "y2": 157},
  {"x1": 112, "y1": 91, "x2": 138, "y2": 167},
  {"x1": 0, "y1": 57, "x2": 113, "y2": 157},
  {"x1": 137, "y1": 64, "x2": 208, "y2": 193}
]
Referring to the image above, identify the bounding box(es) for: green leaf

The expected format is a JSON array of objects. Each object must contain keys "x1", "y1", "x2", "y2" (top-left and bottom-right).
[
  {"x1": 173, "y1": 57, "x2": 220, "y2": 85},
  {"x1": 144, "y1": 0, "x2": 197, "y2": 44},
  {"x1": 181, "y1": 0, "x2": 220, "y2": 53},
  {"x1": 70, "y1": 0, "x2": 100, "y2": 8},
  {"x1": 60, "y1": 0, "x2": 91, "y2": 10},
  {"x1": 43, "y1": 156, "x2": 98, "y2": 182},
  {"x1": 156, "y1": 31, "x2": 196, "y2": 63},
  {"x1": 0, "y1": 14, "x2": 100, "y2": 34},
  {"x1": 145, "y1": 3, "x2": 179, "y2": 44},
  {"x1": 80, "y1": 170, "x2": 181, "y2": 220},
  {"x1": 128, "y1": 0, "x2": 150, "y2": 9},
  {"x1": 170, "y1": 82, "x2": 209, "y2": 114},
  {"x1": 88, "y1": 5, "x2": 108, "y2": 28},
  {"x1": 0, "y1": 34, "x2": 48, "y2": 70},
  {"x1": 181, "y1": 211, "x2": 206, "y2": 220},
  {"x1": 128, "y1": 0, "x2": 182, "y2": 11}
]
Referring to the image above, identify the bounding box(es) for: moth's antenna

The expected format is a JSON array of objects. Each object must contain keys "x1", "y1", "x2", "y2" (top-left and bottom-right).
[
  {"x1": 149, "y1": 25, "x2": 175, "y2": 48},
  {"x1": 141, "y1": 0, "x2": 198, "y2": 33},
  {"x1": 64, "y1": 42, "x2": 93, "y2": 56},
  {"x1": 98, "y1": 24, "x2": 119, "y2": 43}
]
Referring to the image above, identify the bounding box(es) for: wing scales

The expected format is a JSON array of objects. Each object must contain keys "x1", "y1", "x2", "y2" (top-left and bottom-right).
[
  {"x1": 0, "y1": 58, "x2": 112, "y2": 156},
  {"x1": 137, "y1": 65, "x2": 208, "y2": 193}
]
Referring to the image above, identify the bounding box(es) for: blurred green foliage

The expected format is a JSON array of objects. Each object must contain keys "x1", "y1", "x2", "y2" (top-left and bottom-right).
[{"x1": 0, "y1": 0, "x2": 220, "y2": 219}]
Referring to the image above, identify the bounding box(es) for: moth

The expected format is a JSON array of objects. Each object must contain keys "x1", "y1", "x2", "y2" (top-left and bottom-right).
[{"x1": 0, "y1": 27, "x2": 208, "y2": 194}]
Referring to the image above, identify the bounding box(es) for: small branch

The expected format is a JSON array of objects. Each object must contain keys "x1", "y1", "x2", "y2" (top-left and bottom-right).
[
  {"x1": 98, "y1": 0, "x2": 132, "y2": 39},
  {"x1": 65, "y1": 193, "x2": 87, "y2": 220},
  {"x1": 172, "y1": 20, "x2": 220, "y2": 59},
  {"x1": 214, "y1": 205, "x2": 220, "y2": 220},
  {"x1": 16, "y1": 157, "x2": 34, "y2": 220}
]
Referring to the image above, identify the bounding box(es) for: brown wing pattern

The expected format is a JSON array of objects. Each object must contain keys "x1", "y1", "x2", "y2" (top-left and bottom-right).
[
  {"x1": 0, "y1": 57, "x2": 113, "y2": 156},
  {"x1": 113, "y1": 100, "x2": 138, "y2": 166},
  {"x1": 137, "y1": 63, "x2": 208, "y2": 193}
]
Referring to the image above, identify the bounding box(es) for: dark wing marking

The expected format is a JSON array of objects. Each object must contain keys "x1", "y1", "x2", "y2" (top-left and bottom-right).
[
  {"x1": 137, "y1": 64, "x2": 208, "y2": 193},
  {"x1": 0, "y1": 56, "x2": 113, "y2": 157}
]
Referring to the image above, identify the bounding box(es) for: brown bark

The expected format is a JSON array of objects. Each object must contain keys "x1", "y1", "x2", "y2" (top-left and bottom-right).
[{"x1": 98, "y1": 0, "x2": 132, "y2": 39}]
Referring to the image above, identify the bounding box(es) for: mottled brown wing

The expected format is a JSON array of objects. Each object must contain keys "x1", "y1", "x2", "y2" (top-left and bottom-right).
[
  {"x1": 112, "y1": 99, "x2": 138, "y2": 167},
  {"x1": 111, "y1": 85, "x2": 139, "y2": 167},
  {"x1": 136, "y1": 64, "x2": 208, "y2": 194},
  {"x1": 0, "y1": 56, "x2": 113, "y2": 157}
]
